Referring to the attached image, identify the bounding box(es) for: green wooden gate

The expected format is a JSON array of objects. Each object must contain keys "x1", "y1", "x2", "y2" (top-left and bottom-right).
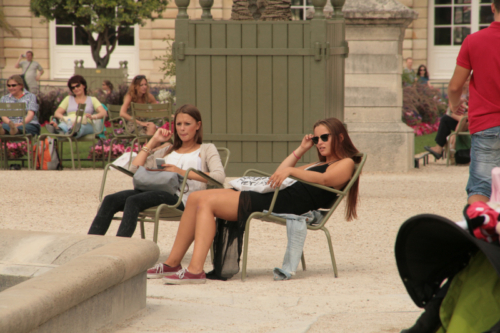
[{"x1": 174, "y1": 0, "x2": 348, "y2": 175}]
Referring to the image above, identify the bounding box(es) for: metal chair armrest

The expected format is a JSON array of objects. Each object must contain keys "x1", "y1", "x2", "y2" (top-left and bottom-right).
[
  {"x1": 99, "y1": 163, "x2": 134, "y2": 202},
  {"x1": 185, "y1": 167, "x2": 224, "y2": 188}
]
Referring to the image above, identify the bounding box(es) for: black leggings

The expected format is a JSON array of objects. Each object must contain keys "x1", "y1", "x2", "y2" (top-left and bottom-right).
[
  {"x1": 435, "y1": 115, "x2": 459, "y2": 147},
  {"x1": 88, "y1": 190, "x2": 184, "y2": 237}
]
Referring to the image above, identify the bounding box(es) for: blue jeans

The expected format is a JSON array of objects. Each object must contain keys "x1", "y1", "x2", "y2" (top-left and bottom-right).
[
  {"x1": 2, "y1": 123, "x2": 40, "y2": 136},
  {"x1": 466, "y1": 126, "x2": 500, "y2": 199},
  {"x1": 58, "y1": 122, "x2": 94, "y2": 139}
]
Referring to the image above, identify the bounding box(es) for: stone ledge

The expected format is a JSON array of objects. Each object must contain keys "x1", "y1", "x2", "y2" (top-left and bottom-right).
[
  {"x1": 343, "y1": 0, "x2": 418, "y2": 20},
  {"x1": 0, "y1": 230, "x2": 159, "y2": 333}
]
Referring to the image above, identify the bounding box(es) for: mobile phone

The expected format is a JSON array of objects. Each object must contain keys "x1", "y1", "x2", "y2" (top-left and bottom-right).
[
  {"x1": 156, "y1": 158, "x2": 164, "y2": 169},
  {"x1": 21, "y1": 54, "x2": 25, "y2": 58}
]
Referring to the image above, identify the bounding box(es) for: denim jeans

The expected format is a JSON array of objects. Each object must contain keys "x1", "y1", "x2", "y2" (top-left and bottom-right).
[
  {"x1": 88, "y1": 189, "x2": 184, "y2": 237},
  {"x1": 467, "y1": 126, "x2": 500, "y2": 199},
  {"x1": 2, "y1": 123, "x2": 40, "y2": 136},
  {"x1": 58, "y1": 122, "x2": 94, "y2": 139}
]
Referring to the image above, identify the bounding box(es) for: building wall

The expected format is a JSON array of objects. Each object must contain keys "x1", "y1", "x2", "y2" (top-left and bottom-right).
[
  {"x1": 400, "y1": 0, "x2": 429, "y2": 71},
  {"x1": 0, "y1": 0, "x2": 233, "y2": 83}
]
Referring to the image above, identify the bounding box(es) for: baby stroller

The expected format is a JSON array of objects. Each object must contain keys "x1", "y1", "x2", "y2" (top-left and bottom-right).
[{"x1": 395, "y1": 213, "x2": 500, "y2": 333}]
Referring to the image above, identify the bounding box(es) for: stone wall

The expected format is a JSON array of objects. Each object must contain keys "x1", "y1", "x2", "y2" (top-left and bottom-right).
[
  {"x1": 399, "y1": 0, "x2": 428, "y2": 70},
  {"x1": 344, "y1": 0, "x2": 418, "y2": 172}
]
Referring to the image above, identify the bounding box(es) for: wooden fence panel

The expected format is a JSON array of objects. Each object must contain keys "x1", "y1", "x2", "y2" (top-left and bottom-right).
[
  {"x1": 174, "y1": 16, "x2": 347, "y2": 175},
  {"x1": 241, "y1": 24, "x2": 258, "y2": 163},
  {"x1": 211, "y1": 24, "x2": 227, "y2": 149},
  {"x1": 226, "y1": 24, "x2": 243, "y2": 163},
  {"x1": 257, "y1": 24, "x2": 273, "y2": 163}
]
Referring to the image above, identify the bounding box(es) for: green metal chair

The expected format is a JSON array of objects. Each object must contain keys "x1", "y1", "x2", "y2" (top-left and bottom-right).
[
  {"x1": 240, "y1": 152, "x2": 367, "y2": 281},
  {"x1": 36, "y1": 104, "x2": 86, "y2": 170},
  {"x1": 446, "y1": 115, "x2": 469, "y2": 166},
  {"x1": 127, "y1": 102, "x2": 173, "y2": 168},
  {"x1": 106, "y1": 104, "x2": 137, "y2": 164},
  {"x1": 0, "y1": 102, "x2": 36, "y2": 169},
  {"x1": 98, "y1": 147, "x2": 230, "y2": 243}
]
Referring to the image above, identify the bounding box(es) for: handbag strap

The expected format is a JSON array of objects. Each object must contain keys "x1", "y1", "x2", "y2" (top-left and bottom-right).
[{"x1": 23, "y1": 61, "x2": 32, "y2": 75}]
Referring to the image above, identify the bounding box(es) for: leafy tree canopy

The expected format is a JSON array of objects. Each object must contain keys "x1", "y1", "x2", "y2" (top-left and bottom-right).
[{"x1": 31, "y1": 0, "x2": 169, "y2": 68}]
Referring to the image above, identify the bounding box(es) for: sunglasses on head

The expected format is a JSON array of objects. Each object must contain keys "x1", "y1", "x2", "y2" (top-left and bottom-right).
[
  {"x1": 312, "y1": 134, "x2": 330, "y2": 145},
  {"x1": 7, "y1": 84, "x2": 18, "y2": 88},
  {"x1": 70, "y1": 83, "x2": 81, "y2": 90},
  {"x1": 135, "y1": 75, "x2": 146, "y2": 81}
]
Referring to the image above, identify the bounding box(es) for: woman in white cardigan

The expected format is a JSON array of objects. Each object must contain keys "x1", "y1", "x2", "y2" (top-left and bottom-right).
[{"x1": 88, "y1": 104, "x2": 225, "y2": 237}]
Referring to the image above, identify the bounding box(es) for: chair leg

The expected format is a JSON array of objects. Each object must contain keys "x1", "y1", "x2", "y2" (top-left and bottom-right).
[
  {"x1": 75, "y1": 139, "x2": 81, "y2": 169},
  {"x1": 129, "y1": 138, "x2": 138, "y2": 169},
  {"x1": 67, "y1": 139, "x2": 76, "y2": 170},
  {"x1": 210, "y1": 244, "x2": 215, "y2": 265},
  {"x1": 153, "y1": 209, "x2": 161, "y2": 244},
  {"x1": 140, "y1": 220, "x2": 146, "y2": 240},
  {"x1": 321, "y1": 226, "x2": 338, "y2": 278},
  {"x1": 301, "y1": 252, "x2": 306, "y2": 271},
  {"x1": 241, "y1": 220, "x2": 252, "y2": 281}
]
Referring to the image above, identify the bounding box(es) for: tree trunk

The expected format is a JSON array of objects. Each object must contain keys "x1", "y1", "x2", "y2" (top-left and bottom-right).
[{"x1": 259, "y1": 0, "x2": 292, "y2": 21}]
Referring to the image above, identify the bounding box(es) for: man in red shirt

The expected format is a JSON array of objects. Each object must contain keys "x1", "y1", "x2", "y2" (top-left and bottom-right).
[{"x1": 449, "y1": 0, "x2": 500, "y2": 204}]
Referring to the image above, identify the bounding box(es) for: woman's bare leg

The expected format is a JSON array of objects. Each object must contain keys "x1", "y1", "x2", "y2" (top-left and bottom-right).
[
  {"x1": 164, "y1": 189, "x2": 240, "y2": 269},
  {"x1": 187, "y1": 189, "x2": 241, "y2": 274}
]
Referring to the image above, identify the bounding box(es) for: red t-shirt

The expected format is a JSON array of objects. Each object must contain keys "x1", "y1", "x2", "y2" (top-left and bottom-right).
[{"x1": 456, "y1": 21, "x2": 500, "y2": 134}]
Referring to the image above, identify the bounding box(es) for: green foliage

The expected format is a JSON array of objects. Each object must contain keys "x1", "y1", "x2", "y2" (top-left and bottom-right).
[
  {"x1": 30, "y1": 0, "x2": 169, "y2": 68},
  {"x1": 155, "y1": 38, "x2": 176, "y2": 79}
]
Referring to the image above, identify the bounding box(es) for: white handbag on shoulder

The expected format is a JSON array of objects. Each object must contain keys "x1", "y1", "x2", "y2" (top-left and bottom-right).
[{"x1": 228, "y1": 176, "x2": 295, "y2": 193}]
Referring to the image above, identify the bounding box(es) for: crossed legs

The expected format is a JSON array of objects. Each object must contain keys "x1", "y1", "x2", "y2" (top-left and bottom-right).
[{"x1": 164, "y1": 188, "x2": 241, "y2": 274}]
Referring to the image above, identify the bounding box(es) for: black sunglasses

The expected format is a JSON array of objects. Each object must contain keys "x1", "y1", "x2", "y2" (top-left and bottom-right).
[
  {"x1": 312, "y1": 134, "x2": 330, "y2": 145},
  {"x1": 70, "y1": 83, "x2": 81, "y2": 90},
  {"x1": 135, "y1": 75, "x2": 146, "y2": 81},
  {"x1": 7, "y1": 84, "x2": 18, "y2": 87}
]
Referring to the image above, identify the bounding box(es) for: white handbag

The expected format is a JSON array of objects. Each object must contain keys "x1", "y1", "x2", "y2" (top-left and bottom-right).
[
  {"x1": 111, "y1": 152, "x2": 137, "y2": 170},
  {"x1": 228, "y1": 176, "x2": 295, "y2": 193}
]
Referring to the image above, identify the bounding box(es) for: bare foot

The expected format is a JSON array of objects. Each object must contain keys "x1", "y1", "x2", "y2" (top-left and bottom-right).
[{"x1": 8, "y1": 122, "x2": 18, "y2": 135}]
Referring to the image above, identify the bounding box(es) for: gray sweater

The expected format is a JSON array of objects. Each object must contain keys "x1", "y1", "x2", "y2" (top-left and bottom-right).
[{"x1": 130, "y1": 143, "x2": 226, "y2": 187}]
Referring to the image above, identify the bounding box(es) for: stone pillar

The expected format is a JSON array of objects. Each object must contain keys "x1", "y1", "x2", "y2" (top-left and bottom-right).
[{"x1": 343, "y1": 0, "x2": 418, "y2": 172}]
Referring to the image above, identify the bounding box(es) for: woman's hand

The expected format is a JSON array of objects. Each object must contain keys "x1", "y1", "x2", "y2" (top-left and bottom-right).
[
  {"x1": 150, "y1": 128, "x2": 173, "y2": 145},
  {"x1": 268, "y1": 167, "x2": 292, "y2": 189},
  {"x1": 85, "y1": 114, "x2": 93, "y2": 119},
  {"x1": 49, "y1": 120, "x2": 60, "y2": 129},
  {"x1": 299, "y1": 134, "x2": 315, "y2": 152},
  {"x1": 161, "y1": 164, "x2": 182, "y2": 175}
]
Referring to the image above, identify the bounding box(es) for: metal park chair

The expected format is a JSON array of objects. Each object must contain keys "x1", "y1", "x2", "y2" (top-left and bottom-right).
[
  {"x1": 0, "y1": 102, "x2": 36, "y2": 169},
  {"x1": 106, "y1": 104, "x2": 137, "y2": 164},
  {"x1": 445, "y1": 115, "x2": 469, "y2": 166},
  {"x1": 126, "y1": 103, "x2": 172, "y2": 168},
  {"x1": 240, "y1": 153, "x2": 367, "y2": 281},
  {"x1": 36, "y1": 103, "x2": 106, "y2": 170},
  {"x1": 98, "y1": 147, "x2": 230, "y2": 243}
]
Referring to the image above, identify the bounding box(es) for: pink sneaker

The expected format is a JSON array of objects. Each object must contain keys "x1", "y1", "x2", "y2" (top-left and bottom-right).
[
  {"x1": 147, "y1": 263, "x2": 182, "y2": 279},
  {"x1": 163, "y1": 268, "x2": 206, "y2": 285}
]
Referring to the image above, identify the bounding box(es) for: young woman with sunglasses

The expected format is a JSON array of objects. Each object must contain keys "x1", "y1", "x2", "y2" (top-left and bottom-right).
[
  {"x1": 46, "y1": 75, "x2": 107, "y2": 138},
  {"x1": 147, "y1": 117, "x2": 361, "y2": 284},
  {"x1": 0, "y1": 75, "x2": 40, "y2": 136},
  {"x1": 120, "y1": 75, "x2": 158, "y2": 136}
]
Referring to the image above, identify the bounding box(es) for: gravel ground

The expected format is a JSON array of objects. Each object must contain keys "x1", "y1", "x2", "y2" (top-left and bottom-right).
[{"x1": 0, "y1": 160, "x2": 470, "y2": 332}]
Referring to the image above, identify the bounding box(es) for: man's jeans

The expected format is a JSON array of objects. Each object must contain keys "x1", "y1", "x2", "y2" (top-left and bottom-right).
[
  {"x1": 467, "y1": 126, "x2": 500, "y2": 199},
  {"x1": 1, "y1": 123, "x2": 40, "y2": 136}
]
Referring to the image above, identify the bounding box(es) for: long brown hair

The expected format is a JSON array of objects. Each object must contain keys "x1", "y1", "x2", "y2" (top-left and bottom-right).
[
  {"x1": 164, "y1": 104, "x2": 203, "y2": 156},
  {"x1": 127, "y1": 75, "x2": 150, "y2": 103},
  {"x1": 313, "y1": 118, "x2": 360, "y2": 221}
]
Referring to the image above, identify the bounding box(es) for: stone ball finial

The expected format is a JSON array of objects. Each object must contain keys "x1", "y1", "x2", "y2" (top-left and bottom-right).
[
  {"x1": 330, "y1": 0, "x2": 345, "y2": 17},
  {"x1": 175, "y1": 0, "x2": 190, "y2": 19},
  {"x1": 199, "y1": 0, "x2": 214, "y2": 19},
  {"x1": 312, "y1": 0, "x2": 327, "y2": 19}
]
